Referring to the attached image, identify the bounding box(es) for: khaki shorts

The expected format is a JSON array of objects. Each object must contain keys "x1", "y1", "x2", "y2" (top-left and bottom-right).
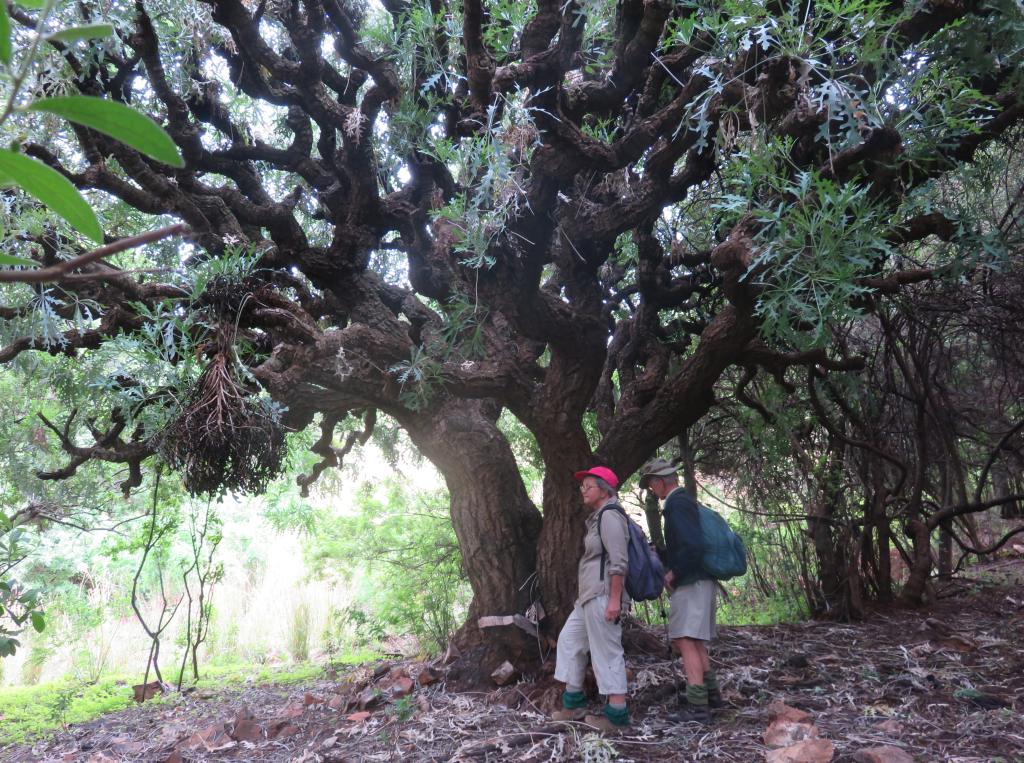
[{"x1": 668, "y1": 578, "x2": 717, "y2": 641}]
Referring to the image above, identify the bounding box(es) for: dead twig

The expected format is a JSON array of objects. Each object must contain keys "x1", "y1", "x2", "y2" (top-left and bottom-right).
[{"x1": 0, "y1": 224, "x2": 188, "y2": 283}]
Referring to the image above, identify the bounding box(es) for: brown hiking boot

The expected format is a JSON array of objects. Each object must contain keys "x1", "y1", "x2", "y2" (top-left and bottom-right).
[
  {"x1": 551, "y1": 707, "x2": 588, "y2": 721},
  {"x1": 583, "y1": 713, "x2": 629, "y2": 734}
]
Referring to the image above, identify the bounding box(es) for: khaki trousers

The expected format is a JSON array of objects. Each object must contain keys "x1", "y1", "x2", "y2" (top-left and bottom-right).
[{"x1": 553, "y1": 595, "x2": 628, "y2": 696}]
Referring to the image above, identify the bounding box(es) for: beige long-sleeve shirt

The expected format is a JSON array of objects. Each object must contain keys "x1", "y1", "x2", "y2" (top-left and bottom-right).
[{"x1": 576, "y1": 500, "x2": 631, "y2": 607}]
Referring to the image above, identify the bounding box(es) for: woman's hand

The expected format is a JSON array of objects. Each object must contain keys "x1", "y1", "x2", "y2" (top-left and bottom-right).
[
  {"x1": 607, "y1": 574, "x2": 624, "y2": 622},
  {"x1": 664, "y1": 569, "x2": 675, "y2": 592},
  {"x1": 605, "y1": 598, "x2": 621, "y2": 622}
]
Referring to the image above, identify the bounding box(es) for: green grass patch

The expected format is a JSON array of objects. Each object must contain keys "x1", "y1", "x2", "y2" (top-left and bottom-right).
[
  {"x1": 178, "y1": 650, "x2": 380, "y2": 689},
  {"x1": 0, "y1": 652, "x2": 381, "y2": 744},
  {"x1": 719, "y1": 594, "x2": 809, "y2": 625},
  {"x1": 0, "y1": 676, "x2": 137, "y2": 744}
]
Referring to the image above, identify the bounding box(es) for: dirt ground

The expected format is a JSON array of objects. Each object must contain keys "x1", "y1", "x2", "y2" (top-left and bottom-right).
[{"x1": 2, "y1": 560, "x2": 1022, "y2": 763}]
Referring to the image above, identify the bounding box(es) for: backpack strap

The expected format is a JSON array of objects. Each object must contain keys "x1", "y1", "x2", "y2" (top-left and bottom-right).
[{"x1": 596, "y1": 504, "x2": 626, "y2": 581}]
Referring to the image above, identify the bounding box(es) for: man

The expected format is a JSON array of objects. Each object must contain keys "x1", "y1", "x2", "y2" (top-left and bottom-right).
[
  {"x1": 639, "y1": 457, "x2": 723, "y2": 725},
  {"x1": 551, "y1": 466, "x2": 631, "y2": 733}
]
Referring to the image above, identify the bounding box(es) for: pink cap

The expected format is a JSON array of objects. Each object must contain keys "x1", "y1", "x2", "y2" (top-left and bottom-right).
[{"x1": 573, "y1": 466, "x2": 619, "y2": 489}]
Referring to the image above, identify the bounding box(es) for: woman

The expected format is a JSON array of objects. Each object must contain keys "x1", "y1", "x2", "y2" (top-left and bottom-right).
[{"x1": 551, "y1": 466, "x2": 631, "y2": 732}]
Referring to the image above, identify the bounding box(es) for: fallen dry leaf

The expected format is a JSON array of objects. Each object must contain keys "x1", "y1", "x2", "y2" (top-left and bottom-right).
[
  {"x1": 765, "y1": 738, "x2": 835, "y2": 763},
  {"x1": 852, "y1": 745, "x2": 916, "y2": 763},
  {"x1": 764, "y1": 719, "x2": 820, "y2": 747}
]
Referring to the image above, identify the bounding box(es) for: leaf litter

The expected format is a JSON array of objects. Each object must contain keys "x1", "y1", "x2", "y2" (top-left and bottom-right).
[{"x1": 1, "y1": 562, "x2": 1021, "y2": 763}]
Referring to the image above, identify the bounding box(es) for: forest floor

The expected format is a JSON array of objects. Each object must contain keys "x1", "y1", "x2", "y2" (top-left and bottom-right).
[{"x1": 1, "y1": 559, "x2": 1022, "y2": 763}]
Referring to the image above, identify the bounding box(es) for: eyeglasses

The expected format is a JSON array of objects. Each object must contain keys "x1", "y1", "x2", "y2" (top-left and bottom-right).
[{"x1": 579, "y1": 483, "x2": 599, "y2": 493}]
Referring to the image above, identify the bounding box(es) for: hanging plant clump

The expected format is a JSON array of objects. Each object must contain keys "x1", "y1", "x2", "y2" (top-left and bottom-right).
[{"x1": 159, "y1": 274, "x2": 286, "y2": 496}]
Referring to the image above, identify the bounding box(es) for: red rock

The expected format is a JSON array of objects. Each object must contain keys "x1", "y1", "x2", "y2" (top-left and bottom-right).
[
  {"x1": 346, "y1": 711, "x2": 372, "y2": 722},
  {"x1": 764, "y1": 720, "x2": 820, "y2": 747},
  {"x1": 853, "y1": 745, "x2": 916, "y2": 763},
  {"x1": 303, "y1": 692, "x2": 326, "y2": 706},
  {"x1": 133, "y1": 680, "x2": 164, "y2": 703},
  {"x1": 765, "y1": 739, "x2": 835, "y2": 762},
  {"x1": 280, "y1": 702, "x2": 305, "y2": 718},
  {"x1": 767, "y1": 701, "x2": 812, "y2": 724},
  {"x1": 266, "y1": 718, "x2": 300, "y2": 739},
  {"x1": 328, "y1": 694, "x2": 347, "y2": 710},
  {"x1": 417, "y1": 667, "x2": 440, "y2": 686},
  {"x1": 182, "y1": 723, "x2": 236, "y2": 752},
  {"x1": 231, "y1": 718, "x2": 262, "y2": 743},
  {"x1": 389, "y1": 676, "x2": 415, "y2": 698}
]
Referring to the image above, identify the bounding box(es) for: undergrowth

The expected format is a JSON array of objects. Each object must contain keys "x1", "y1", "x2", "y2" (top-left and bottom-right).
[{"x1": 0, "y1": 658, "x2": 376, "y2": 745}]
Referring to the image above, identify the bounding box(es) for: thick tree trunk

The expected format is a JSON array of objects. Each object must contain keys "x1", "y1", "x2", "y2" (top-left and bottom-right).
[
  {"x1": 534, "y1": 431, "x2": 594, "y2": 636},
  {"x1": 937, "y1": 465, "x2": 953, "y2": 579},
  {"x1": 807, "y1": 496, "x2": 844, "y2": 616},
  {"x1": 807, "y1": 447, "x2": 853, "y2": 617},
  {"x1": 994, "y1": 462, "x2": 1021, "y2": 519},
  {"x1": 872, "y1": 482, "x2": 893, "y2": 601},
  {"x1": 900, "y1": 515, "x2": 933, "y2": 604},
  {"x1": 402, "y1": 400, "x2": 543, "y2": 675}
]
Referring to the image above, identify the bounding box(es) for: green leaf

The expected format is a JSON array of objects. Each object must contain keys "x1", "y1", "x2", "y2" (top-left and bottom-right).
[
  {"x1": 0, "y1": 150, "x2": 103, "y2": 243},
  {"x1": 15, "y1": 0, "x2": 46, "y2": 8},
  {"x1": 29, "y1": 96, "x2": 185, "y2": 168},
  {"x1": 30, "y1": 611, "x2": 45, "y2": 633},
  {"x1": 0, "y1": 253, "x2": 38, "y2": 267},
  {"x1": 0, "y1": 2, "x2": 11, "y2": 65},
  {"x1": 0, "y1": 637, "x2": 17, "y2": 658},
  {"x1": 46, "y1": 24, "x2": 115, "y2": 44}
]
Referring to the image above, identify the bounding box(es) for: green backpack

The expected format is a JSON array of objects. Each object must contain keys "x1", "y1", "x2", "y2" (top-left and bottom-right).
[{"x1": 697, "y1": 505, "x2": 747, "y2": 580}]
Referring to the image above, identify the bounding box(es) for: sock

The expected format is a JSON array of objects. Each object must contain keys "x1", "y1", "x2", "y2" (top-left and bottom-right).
[
  {"x1": 704, "y1": 670, "x2": 720, "y2": 694},
  {"x1": 604, "y1": 702, "x2": 629, "y2": 726},
  {"x1": 686, "y1": 683, "x2": 709, "y2": 707},
  {"x1": 562, "y1": 690, "x2": 587, "y2": 709}
]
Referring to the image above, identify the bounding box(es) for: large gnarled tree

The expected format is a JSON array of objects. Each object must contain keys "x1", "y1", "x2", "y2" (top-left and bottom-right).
[{"x1": 3, "y1": 0, "x2": 1022, "y2": 670}]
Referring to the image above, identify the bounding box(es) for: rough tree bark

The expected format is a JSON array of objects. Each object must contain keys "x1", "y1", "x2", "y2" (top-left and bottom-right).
[{"x1": 402, "y1": 400, "x2": 543, "y2": 667}]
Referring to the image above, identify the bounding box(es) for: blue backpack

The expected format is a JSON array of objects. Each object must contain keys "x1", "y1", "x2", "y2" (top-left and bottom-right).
[
  {"x1": 697, "y1": 504, "x2": 747, "y2": 580},
  {"x1": 597, "y1": 504, "x2": 666, "y2": 601}
]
